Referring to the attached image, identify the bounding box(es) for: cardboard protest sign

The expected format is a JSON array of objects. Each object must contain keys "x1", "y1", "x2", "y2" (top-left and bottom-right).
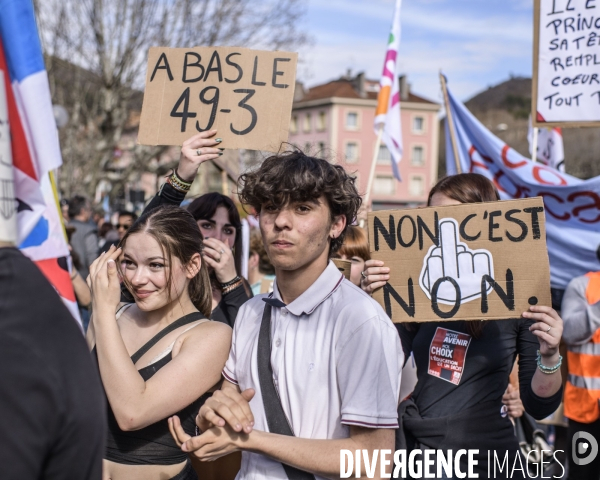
[
  {"x1": 138, "y1": 47, "x2": 298, "y2": 151},
  {"x1": 332, "y1": 258, "x2": 352, "y2": 280},
  {"x1": 368, "y1": 197, "x2": 551, "y2": 323},
  {"x1": 533, "y1": 0, "x2": 600, "y2": 126}
]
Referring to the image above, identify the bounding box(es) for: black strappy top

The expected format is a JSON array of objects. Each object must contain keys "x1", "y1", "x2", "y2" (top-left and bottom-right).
[{"x1": 93, "y1": 310, "x2": 211, "y2": 465}]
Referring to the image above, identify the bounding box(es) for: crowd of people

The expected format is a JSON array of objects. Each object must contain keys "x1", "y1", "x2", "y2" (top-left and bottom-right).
[{"x1": 2, "y1": 129, "x2": 599, "y2": 480}]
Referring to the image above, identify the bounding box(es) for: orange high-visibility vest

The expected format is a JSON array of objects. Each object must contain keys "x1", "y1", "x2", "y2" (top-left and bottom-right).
[{"x1": 564, "y1": 272, "x2": 600, "y2": 423}]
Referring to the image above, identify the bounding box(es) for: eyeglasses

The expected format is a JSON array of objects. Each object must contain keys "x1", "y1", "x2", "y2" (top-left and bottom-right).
[{"x1": 116, "y1": 224, "x2": 130, "y2": 230}]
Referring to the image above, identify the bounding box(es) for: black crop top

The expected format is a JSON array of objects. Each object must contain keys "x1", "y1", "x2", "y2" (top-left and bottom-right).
[{"x1": 94, "y1": 311, "x2": 211, "y2": 465}]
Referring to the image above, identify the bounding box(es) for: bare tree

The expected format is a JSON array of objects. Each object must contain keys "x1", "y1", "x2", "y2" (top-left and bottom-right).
[{"x1": 34, "y1": 0, "x2": 307, "y2": 199}]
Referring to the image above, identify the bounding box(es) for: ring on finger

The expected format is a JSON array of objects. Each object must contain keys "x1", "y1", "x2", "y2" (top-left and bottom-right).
[
  {"x1": 219, "y1": 248, "x2": 225, "y2": 254},
  {"x1": 196, "y1": 148, "x2": 202, "y2": 156},
  {"x1": 361, "y1": 271, "x2": 367, "y2": 280},
  {"x1": 546, "y1": 326, "x2": 551, "y2": 333},
  {"x1": 216, "y1": 255, "x2": 221, "y2": 263}
]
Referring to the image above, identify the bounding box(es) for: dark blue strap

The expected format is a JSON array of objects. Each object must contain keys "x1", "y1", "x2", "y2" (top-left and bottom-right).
[{"x1": 258, "y1": 301, "x2": 315, "y2": 480}]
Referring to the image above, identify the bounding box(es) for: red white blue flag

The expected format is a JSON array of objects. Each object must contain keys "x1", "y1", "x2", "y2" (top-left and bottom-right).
[{"x1": 0, "y1": 0, "x2": 79, "y2": 322}]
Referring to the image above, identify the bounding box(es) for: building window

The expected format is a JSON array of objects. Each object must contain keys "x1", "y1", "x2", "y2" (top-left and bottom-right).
[
  {"x1": 346, "y1": 112, "x2": 359, "y2": 130},
  {"x1": 409, "y1": 175, "x2": 425, "y2": 197},
  {"x1": 317, "y1": 111, "x2": 326, "y2": 131},
  {"x1": 303, "y1": 113, "x2": 311, "y2": 132},
  {"x1": 377, "y1": 145, "x2": 392, "y2": 165},
  {"x1": 345, "y1": 142, "x2": 359, "y2": 163},
  {"x1": 318, "y1": 141, "x2": 326, "y2": 152},
  {"x1": 413, "y1": 116, "x2": 424, "y2": 133},
  {"x1": 290, "y1": 115, "x2": 298, "y2": 134},
  {"x1": 374, "y1": 175, "x2": 395, "y2": 195},
  {"x1": 411, "y1": 145, "x2": 425, "y2": 166},
  {"x1": 304, "y1": 142, "x2": 311, "y2": 153}
]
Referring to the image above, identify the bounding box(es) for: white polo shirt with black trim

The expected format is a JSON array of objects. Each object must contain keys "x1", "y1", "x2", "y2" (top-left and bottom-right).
[{"x1": 223, "y1": 261, "x2": 404, "y2": 480}]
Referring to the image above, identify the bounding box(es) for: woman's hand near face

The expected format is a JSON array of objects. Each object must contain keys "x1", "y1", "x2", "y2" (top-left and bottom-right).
[
  {"x1": 360, "y1": 259, "x2": 391, "y2": 295},
  {"x1": 178, "y1": 131, "x2": 222, "y2": 182},
  {"x1": 202, "y1": 238, "x2": 237, "y2": 284},
  {"x1": 87, "y1": 245, "x2": 122, "y2": 316}
]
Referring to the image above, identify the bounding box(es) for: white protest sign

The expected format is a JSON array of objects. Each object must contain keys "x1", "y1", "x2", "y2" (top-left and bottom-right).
[{"x1": 534, "y1": 0, "x2": 600, "y2": 126}]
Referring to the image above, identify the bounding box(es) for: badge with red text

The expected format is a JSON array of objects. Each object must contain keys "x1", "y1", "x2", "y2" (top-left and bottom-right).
[{"x1": 428, "y1": 327, "x2": 472, "y2": 385}]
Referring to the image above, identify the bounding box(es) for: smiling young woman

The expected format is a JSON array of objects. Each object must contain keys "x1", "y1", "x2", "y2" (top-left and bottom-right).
[{"x1": 87, "y1": 206, "x2": 231, "y2": 480}]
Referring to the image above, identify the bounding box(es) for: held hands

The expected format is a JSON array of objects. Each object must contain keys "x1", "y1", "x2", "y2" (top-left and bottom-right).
[
  {"x1": 178, "y1": 130, "x2": 223, "y2": 182},
  {"x1": 168, "y1": 388, "x2": 256, "y2": 461},
  {"x1": 169, "y1": 416, "x2": 248, "y2": 462},
  {"x1": 523, "y1": 306, "x2": 563, "y2": 358},
  {"x1": 87, "y1": 245, "x2": 122, "y2": 315},
  {"x1": 197, "y1": 388, "x2": 255, "y2": 433},
  {"x1": 202, "y1": 238, "x2": 237, "y2": 284}
]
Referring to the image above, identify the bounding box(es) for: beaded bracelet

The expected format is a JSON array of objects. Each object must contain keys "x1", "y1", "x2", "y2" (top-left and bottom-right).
[
  {"x1": 174, "y1": 168, "x2": 193, "y2": 186},
  {"x1": 536, "y1": 350, "x2": 562, "y2": 374},
  {"x1": 167, "y1": 172, "x2": 191, "y2": 193},
  {"x1": 220, "y1": 275, "x2": 241, "y2": 289},
  {"x1": 222, "y1": 279, "x2": 243, "y2": 295}
]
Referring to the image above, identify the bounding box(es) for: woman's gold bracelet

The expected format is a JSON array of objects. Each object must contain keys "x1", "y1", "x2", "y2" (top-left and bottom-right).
[{"x1": 167, "y1": 171, "x2": 192, "y2": 193}]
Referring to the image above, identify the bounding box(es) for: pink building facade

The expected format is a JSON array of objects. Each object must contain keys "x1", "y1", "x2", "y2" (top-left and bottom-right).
[{"x1": 289, "y1": 73, "x2": 441, "y2": 209}]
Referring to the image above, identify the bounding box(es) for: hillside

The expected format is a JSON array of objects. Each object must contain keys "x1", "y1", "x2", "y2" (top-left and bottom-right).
[{"x1": 452, "y1": 77, "x2": 600, "y2": 179}]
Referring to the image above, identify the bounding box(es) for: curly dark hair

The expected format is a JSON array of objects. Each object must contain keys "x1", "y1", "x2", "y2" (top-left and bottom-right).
[{"x1": 238, "y1": 151, "x2": 361, "y2": 254}]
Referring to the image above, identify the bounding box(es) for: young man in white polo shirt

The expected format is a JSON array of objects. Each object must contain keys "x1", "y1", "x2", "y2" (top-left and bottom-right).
[{"x1": 169, "y1": 151, "x2": 404, "y2": 479}]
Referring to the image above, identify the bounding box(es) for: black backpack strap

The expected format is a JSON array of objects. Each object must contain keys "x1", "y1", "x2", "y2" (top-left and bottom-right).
[
  {"x1": 131, "y1": 312, "x2": 205, "y2": 365},
  {"x1": 257, "y1": 302, "x2": 316, "y2": 480}
]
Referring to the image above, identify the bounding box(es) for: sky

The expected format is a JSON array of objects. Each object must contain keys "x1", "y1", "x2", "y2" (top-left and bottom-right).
[{"x1": 297, "y1": 0, "x2": 534, "y2": 103}]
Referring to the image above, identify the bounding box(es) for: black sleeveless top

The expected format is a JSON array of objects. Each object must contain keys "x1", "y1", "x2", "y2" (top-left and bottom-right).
[{"x1": 93, "y1": 311, "x2": 211, "y2": 465}]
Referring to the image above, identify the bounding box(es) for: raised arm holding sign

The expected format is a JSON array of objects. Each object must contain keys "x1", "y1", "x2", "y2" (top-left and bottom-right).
[{"x1": 138, "y1": 47, "x2": 298, "y2": 151}]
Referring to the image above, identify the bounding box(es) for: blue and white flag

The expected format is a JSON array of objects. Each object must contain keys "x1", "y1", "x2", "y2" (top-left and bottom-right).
[{"x1": 444, "y1": 76, "x2": 600, "y2": 289}]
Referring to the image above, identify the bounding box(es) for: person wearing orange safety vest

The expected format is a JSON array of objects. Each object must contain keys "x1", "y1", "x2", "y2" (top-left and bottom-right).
[{"x1": 562, "y1": 271, "x2": 600, "y2": 480}]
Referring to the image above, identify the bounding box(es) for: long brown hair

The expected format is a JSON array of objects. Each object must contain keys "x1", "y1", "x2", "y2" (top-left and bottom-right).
[
  {"x1": 119, "y1": 205, "x2": 212, "y2": 318},
  {"x1": 428, "y1": 173, "x2": 500, "y2": 205},
  {"x1": 427, "y1": 173, "x2": 500, "y2": 338}
]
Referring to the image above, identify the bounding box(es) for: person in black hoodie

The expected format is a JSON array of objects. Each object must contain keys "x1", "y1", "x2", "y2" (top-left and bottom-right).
[{"x1": 361, "y1": 173, "x2": 564, "y2": 479}]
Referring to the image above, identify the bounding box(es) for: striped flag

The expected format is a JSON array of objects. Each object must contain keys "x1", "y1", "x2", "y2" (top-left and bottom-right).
[
  {"x1": 0, "y1": 0, "x2": 79, "y2": 322},
  {"x1": 374, "y1": 0, "x2": 403, "y2": 181}
]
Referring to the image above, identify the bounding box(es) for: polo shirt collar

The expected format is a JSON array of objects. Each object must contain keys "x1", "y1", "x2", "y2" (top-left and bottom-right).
[{"x1": 270, "y1": 261, "x2": 344, "y2": 316}]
